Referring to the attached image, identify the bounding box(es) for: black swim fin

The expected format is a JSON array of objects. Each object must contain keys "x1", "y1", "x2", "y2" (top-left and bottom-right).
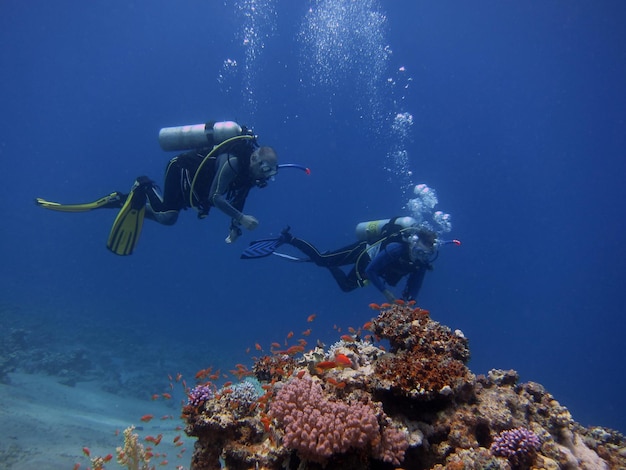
[
  {"x1": 240, "y1": 226, "x2": 292, "y2": 259},
  {"x1": 241, "y1": 237, "x2": 285, "y2": 259},
  {"x1": 106, "y1": 180, "x2": 151, "y2": 256}
]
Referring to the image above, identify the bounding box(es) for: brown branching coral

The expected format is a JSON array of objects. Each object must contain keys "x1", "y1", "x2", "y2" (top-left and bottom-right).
[{"x1": 371, "y1": 304, "x2": 473, "y2": 400}]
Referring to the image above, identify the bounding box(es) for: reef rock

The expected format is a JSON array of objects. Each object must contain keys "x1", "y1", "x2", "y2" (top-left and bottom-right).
[{"x1": 183, "y1": 303, "x2": 625, "y2": 469}]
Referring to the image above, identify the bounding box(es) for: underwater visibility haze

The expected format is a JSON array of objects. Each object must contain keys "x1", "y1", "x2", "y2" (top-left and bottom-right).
[{"x1": 1, "y1": 0, "x2": 625, "y2": 468}]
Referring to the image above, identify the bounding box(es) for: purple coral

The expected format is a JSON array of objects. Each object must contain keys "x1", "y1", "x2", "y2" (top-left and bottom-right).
[
  {"x1": 270, "y1": 376, "x2": 380, "y2": 463},
  {"x1": 490, "y1": 427, "x2": 541, "y2": 466},
  {"x1": 187, "y1": 384, "x2": 214, "y2": 406}
]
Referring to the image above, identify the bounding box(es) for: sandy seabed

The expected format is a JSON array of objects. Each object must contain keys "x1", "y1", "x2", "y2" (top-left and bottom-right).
[{"x1": 0, "y1": 372, "x2": 193, "y2": 469}]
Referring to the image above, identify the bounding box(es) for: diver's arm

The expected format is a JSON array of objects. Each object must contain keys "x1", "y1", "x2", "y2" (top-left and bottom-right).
[
  {"x1": 208, "y1": 154, "x2": 245, "y2": 221},
  {"x1": 403, "y1": 267, "x2": 426, "y2": 302},
  {"x1": 365, "y1": 244, "x2": 404, "y2": 299}
]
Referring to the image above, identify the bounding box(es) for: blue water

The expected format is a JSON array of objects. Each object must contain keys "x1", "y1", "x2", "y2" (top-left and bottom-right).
[{"x1": 2, "y1": 0, "x2": 625, "y2": 437}]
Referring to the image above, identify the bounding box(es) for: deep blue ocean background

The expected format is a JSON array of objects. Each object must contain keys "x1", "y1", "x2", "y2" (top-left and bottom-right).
[{"x1": 2, "y1": 0, "x2": 625, "y2": 439}]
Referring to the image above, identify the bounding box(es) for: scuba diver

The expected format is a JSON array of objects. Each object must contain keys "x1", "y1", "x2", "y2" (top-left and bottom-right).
[
  {"x1": 241, "y1": 217, "x2": 461, "y2": 303},
  {"x1": 35, "y1": 120, "x2": 309, "y2": 255}
]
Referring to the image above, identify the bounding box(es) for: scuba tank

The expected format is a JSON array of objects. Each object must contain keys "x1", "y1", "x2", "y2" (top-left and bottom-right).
[
  {"x1": 355, "y1": 216, "x2": 418, "y2": 243},
  {"x1": 158, "y1": 121, "x2": 245, "y2": 151}
]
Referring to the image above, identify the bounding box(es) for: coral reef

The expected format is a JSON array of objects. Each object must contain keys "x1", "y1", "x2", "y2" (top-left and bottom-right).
[
  {"x1": 490, "y1": 427, "x2": 541, "y2": 467},
  {"x1": 182, "y1": 303, "x2": 626, "y2": 469}
]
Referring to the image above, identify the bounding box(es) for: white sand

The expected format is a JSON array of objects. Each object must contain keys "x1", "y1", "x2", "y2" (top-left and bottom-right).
[{"x1": 0, "y1": 372, "x2": 193, "y2": 469}]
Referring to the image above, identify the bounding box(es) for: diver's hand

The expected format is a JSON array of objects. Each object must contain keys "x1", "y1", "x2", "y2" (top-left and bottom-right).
[
  {"x1": 225, "y1": 225, "x2": 242, "y2": 244},
  {"x1": 239, "y1": 214, "x2": 259, "y2": 231},
  {"x1": 383, "y1": 289, "x2": 396, "y2": 303}
]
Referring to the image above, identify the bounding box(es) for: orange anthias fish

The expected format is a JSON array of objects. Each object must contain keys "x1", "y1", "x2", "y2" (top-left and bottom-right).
[
  {"x1": 307, "y1": 313, "x2": 317, "y2": 322},
  {"x1": 315, "y1": 360, "x2": 338, "y2": 371},
  {"x1": 334, "y1": 353, "x2": 352, "y2": 368},
  {"x1": 140, "y1": 414, "x2": 154, "y2": 422}
]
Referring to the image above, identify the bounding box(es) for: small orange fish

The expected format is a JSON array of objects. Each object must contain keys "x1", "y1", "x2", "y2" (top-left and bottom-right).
[
  {"x1": 301, "y1": 328, "x2": 311, "y2": 336},
  {"x1": 368, "y1": 302, "x2": 381, "y2": 310},
  {"x1": 162, "y1": 393, "x2": 172, "y2": 400},
  {"x1": 82, "y1": 447, "x2": 90, "y2": 457},
  {"x1": 260, "y1": 416, "x2": 272, "y2": 432},
  {"x1": 140, "y1": 414, "x2": 154, "y2": 422},
  {"x1": 286, "y1": 331, "x2": 294, "y2": 339},
  {"x1": 271, "y1": 342, "x2": 282, "y2": 349},
  {"x1": 316, "y1": 360, "x2": 337, "y2": 370},
  {"x1": 363, "y1": 321, "x2": 373, "y2": 330},
  {"x1": 327, "y1": 377, "x2": 347, "y2": 388},
  {"x1": 296, "y1": 370, "x2": 306, "y2": 379},
  {"x1": 73, "y1": 463, "x2": 81, "y2": 470},
  {"x1": 151, "y1": 394, "x2": 159, "y2": 400},
  {"x1": 395, "y1": 299, "x2": 405, "y2": 305},
  {"x1": 176, "y1": 372, "x2": 183, "y2": 382},
  {"x1": 283, "y1": 345, "x2": 304, "y2": 355},
  {"x1": 160, "y1": 460, "x2": 168, "y2": 466},
  {"x1": 255, "y1": 343, "x2": 263, "y2": 351},
  {"x1": 340, "y1": 334, "x2": 355, "y2": 342},
  {"x1": 103, "y1": 454, "x2": 113, "y2": 462},
  {"x1": 307, "y1": 313, "x2": 316, "y2": 322},
  {"x1": 334, "y1": 353, "x2": 352, "y2": 367},
  {"x1": 175, "y1": 440, "x2": 184, "y2": 447},
  {"x1": 173, "y1": 435, "x2": 181, "y2": 443}
]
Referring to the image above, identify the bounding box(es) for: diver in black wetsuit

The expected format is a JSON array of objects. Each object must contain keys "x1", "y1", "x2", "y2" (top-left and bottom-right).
[
  {"x1": 36, "y1": 121, "x2": 308, "y2": 255},
  {"x1": 141, "y1": 142, "x2": 279, "y2": 243},
  {"x1": 243, "y1": 217, "x2": 457, "y2": 303}
]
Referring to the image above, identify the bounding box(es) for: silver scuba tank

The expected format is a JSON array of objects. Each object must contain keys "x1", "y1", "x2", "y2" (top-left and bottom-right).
[
  {"x1": 355, "y1": 219, "x2": 391, "y2": 243},
  {"x1": 158, "y1": 121, "x2": 243, "y2": 151},
  {"x1": 355, "y1": 216, "x2": 418, "y2": 243}
]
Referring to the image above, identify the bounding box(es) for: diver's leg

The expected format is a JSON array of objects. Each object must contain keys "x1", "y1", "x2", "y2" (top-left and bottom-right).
[
  {"x1": 328, "y1": 267, "x2": 360, "y2": 292},
  {"x1": 143, "y1": 164, "x2": 181, "y2": 225}
]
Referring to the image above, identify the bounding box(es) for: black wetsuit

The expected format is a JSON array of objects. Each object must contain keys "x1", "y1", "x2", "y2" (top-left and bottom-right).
[
  {"x1": 144, "y1": 144, "x2": 256, "y2": 226},
  {"x1": 287, "y1": 236, "x2": 431, "y2": 300}
]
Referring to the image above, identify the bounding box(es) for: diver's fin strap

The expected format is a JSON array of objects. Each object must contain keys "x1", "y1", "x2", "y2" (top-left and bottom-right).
[
  {"x1": 106, "y1": 188, "x2": 147, "y2": 256},
  {"x1": 35, "y1": 192, "x2": 125, "y2": 213},
  {"x1": 272, "y1": 251, "x2": 311, "y2": 262}
]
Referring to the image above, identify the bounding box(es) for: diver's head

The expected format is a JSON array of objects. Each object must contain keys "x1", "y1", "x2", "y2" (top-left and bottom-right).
[
  {"x1": 408, "y1": 227, "x2": 438, "y2": 263},
  {"x1": 250, "y1": 146, "x2": 278, "y2": 187}
]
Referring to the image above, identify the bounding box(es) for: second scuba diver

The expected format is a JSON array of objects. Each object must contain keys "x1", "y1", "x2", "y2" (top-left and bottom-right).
[
  {"x1": 241, "y1": 217, "x2": 460, "y2": 303},
  {"x1": 36, "y1": 120, "x2": 309, "y2": 255}
]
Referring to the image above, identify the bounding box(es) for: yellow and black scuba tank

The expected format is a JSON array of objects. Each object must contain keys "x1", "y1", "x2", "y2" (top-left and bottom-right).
[
  {"x1": 355, "y1": 216, "x2": 418, "y2": 244},
  {"x1": 158, "y1": 120, "x2": 252, "y2": 152}
]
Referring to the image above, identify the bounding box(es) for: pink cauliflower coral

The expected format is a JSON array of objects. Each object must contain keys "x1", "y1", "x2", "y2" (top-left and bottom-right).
[
  {"x1": 270, "y1": 376, "x2": 377, "y2": 462},
  {"x1": 270, "y1": 376, "x2": 407, "y2": 464}
]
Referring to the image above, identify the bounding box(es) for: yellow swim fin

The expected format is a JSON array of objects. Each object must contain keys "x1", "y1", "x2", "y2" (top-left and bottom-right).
[
  {"x1": 106, "y1": 185, "x2": 147, "y2": 256},
  {"x1": 35, "y1": 192, "x2": 124, "y2": 212}
]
